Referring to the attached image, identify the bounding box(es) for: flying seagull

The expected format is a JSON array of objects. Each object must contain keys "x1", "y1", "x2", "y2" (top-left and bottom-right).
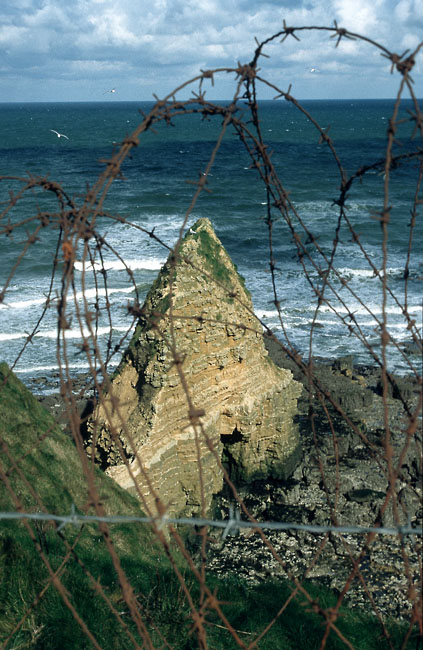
[
  {"x1": 50, "y1": 129, "x2": 69, "y2": 139},
  {"x1": 309, "y1": 67, "x2": 320, "y2": 73},
  {"x1": 103, "y1": 88, "x2": 116, "y2": 95}
]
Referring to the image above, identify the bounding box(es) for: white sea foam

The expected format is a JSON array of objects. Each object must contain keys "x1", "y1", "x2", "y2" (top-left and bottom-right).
[
  {"x1": 14, "y1": 363, "x2": 92, "y2": 374},
  {"x1": 14, "y1": 358, "x2": 121, "y2": 376},
  {"x1": 336, "y1": 267, "x2": 406, "y2": 278},
  {"x1": 336, "y1": 268, "x2": 378, "y2": 278},
  {"x1": 42, "y1": 326, "x2": 113, "y2": 339},
  {"x1": 313, "y1": 319, "x2": 346, "y2": 327},
  {"x1": 255, "y1": 310, "x2": 279, "y2": 319},
  {"x1": 0, "y1": 285, "x2": 137, "y2": 311},
  {"x1": 74, "y1": 286, "x2": 135, "y2": 301},
  {"x1": 0, "y1": 322, "x2": 136, "y2": 343},
  {"x1": 317, "y1": 303, "x2": 420, "y2": 317},
  {"x1": 74, "y1": 257, "x2": 165, "y2": 272},
  {"x1": 0, "y1": 326, "x2": 114, "y2": 342},
  {"x1": 0, "y1": 332, "x2": 29, "y2": 341},
  {"x1": 0, "y1": 296, "x2": 51, "y2": 310}
]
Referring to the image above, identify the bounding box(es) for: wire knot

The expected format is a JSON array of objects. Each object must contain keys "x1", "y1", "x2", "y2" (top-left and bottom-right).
[{"x1": 222, "y1": 506, "x2": 241, "y2": 539}]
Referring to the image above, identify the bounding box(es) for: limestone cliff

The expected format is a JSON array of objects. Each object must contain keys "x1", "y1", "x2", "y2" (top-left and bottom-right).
[{"x1": 87, "y1": 218, "x2": 302, "y2": 517}]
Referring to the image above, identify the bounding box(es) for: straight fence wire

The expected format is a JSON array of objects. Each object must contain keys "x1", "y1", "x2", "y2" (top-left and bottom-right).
[{"x1": 1, "y1": 508, "x2": 422, "y2": 539}]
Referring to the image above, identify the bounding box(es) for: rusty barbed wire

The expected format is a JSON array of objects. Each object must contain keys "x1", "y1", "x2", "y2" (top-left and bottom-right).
[{"x1": 0, "y1": 21, "x2": 422, "y2": 650}]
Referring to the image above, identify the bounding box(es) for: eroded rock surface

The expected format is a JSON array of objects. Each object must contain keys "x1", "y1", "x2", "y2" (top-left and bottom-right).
[
  {"x1": 87, "y1": 218, "x2": 302, "y2": 517},
  {"x1": 207, "y1": 352, "x2": 422, "y2": 619}
]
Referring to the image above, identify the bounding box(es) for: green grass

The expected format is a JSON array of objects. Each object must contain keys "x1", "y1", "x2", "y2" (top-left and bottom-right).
[
  {"x1": 0, "y1": 363, "x2": 420, "y2": 649},
  {"x1": 199, "y1": 576, "x2": 419, "y2": 650},
  {"x1": 189, "y1": 220, "x2": 251, "y2": 299},
  {"x1": 0, "y1": 524, "x2": 418, "y2": 649},
  {"x1": 196, "y1": 227, "x2": 233, "y2": 287},
  {"x1": 0, "y1": 362, "x2": 176, "y2": 648}
]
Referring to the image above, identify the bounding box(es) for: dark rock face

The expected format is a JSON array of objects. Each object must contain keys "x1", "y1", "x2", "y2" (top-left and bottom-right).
[{"x1": 207, "y1": 346, "x2": 422, "y2": 619}]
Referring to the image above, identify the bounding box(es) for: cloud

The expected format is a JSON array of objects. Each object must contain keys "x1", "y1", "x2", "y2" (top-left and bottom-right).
[
  {"x1": 394, "y1": 0, "x2": 423, "y2": 27},
  {"x1": 79, "y1": 8, "x2": 140, "y2": 48},
  {"x1": 0, "y1": 24, "x2": 28, "y2": 48},
  {"x1": 0, "y1": 0, "x2": 421, "y2": 101},
  {"x1": 331, "y1": 0, "x2": 387, "y2": 34}
]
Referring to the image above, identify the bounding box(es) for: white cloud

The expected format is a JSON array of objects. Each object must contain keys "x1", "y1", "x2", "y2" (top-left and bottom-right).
[
  {"x1": 400, "y1": 33, "x2": 421, "y2": 51},
  {"x1": 395, "y1": 0, "x2": 423, "y2": 26},
  {"x1": 331, "y1": 0, "x2": 386, "y2": 34},
  {"x1": 22, "y1": 2, "x2": 67, "y2": 28},
  {"x1": 0, "y1": 25, "x2": 28, "y2": 47},
  {"x1": 0, "y1": 0, "x2": 421, "y2": 101},
  {"x1": 394, "y1": 0, "x2": 412, "y2": 22},
  {"x1": 70, "y1": 59, "x2": 129, "y2": 74},
  {"x1": 84, "y1": 10, "x2": 140, "y2": 47}
]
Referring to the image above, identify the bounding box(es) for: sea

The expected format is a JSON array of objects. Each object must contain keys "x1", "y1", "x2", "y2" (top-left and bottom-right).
[{"x1": 0, "y1": 99, "x2": 421, "y2": 393}]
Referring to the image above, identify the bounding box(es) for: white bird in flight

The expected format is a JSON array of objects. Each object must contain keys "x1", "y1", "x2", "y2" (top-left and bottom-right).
[
  {"x1": 103, "y1": 88, "x2": 116, "y2": 95},
  {"x1": 50, "y1": 129, "x2": 69, "y2": 139},
  {"x1": 309, "y1": 67, "x2": 320, "y2": 73}
]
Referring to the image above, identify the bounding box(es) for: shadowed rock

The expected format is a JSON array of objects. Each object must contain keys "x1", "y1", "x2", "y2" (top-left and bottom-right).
[{"x1": 87, "y1": 218, "x2": 302, "y2": 517}]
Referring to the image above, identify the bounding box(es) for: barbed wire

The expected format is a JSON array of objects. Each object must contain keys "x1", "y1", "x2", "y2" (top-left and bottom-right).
[
  {"x1": 1, "y1": 506, "x2": 422, "y2": 539},
  {"x1": 0, "y1": 20, "x2": 422, "y2": 650}
]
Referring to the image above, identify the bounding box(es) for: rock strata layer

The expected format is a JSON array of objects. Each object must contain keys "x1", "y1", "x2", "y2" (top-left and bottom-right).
[{"x1": 87, "y1": 218, "x2": 302, "y2": 517}]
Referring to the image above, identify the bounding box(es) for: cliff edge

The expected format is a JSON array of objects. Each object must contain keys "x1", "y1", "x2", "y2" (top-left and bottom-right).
[{"x1": 87, "y1": 218, "x2": 302, "y2": 517}]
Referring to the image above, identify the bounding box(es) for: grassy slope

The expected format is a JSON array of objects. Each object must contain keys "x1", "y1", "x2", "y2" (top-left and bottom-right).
[
  {"x1": 0, "y1": 363, "x2": 417, "y2": 649},
  {"x1": 0, "y1": 362, "x2": 174, "y2": 648}
]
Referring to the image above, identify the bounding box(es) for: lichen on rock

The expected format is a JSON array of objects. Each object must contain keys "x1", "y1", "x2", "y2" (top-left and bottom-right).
[{"x1": 87, "y1": 218, "x2": 302, "y2": 517}]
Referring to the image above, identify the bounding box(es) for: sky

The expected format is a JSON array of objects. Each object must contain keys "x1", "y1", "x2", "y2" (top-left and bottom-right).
[{"x1": 1, "y1": 0, "x2": 422, "y2": 102}]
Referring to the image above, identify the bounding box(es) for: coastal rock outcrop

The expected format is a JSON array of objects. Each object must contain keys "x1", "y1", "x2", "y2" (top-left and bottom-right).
[
  {"x1": 87, "y1": 218, "x2": 302, "y2": 517},
  {"x1": 206, "y1": 352, "x2": 422, "y2": 619}
]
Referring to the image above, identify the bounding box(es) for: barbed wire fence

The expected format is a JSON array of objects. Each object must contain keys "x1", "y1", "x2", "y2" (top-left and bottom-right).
[
  {"x1": 0, "y1": 508, "x2": 421, "y2": 538},
  {"x1": 0, "y1": 22, "x2": 422, "y2": 650}
]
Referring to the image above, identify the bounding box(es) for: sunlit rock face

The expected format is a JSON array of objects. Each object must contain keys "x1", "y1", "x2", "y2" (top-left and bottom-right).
[{"x1": 87, "y1": 218, "x2": 302, "y2": 517}]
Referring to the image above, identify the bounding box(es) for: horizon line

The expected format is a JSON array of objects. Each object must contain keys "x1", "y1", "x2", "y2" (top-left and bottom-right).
[{"x1": 1, "y1": 97, "x2": 420, "y2": 105}]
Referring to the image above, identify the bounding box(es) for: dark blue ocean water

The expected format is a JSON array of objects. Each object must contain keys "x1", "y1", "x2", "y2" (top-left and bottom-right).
[{"x1": 0, "y1": 99, "x2": 421, "y2": 386}]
